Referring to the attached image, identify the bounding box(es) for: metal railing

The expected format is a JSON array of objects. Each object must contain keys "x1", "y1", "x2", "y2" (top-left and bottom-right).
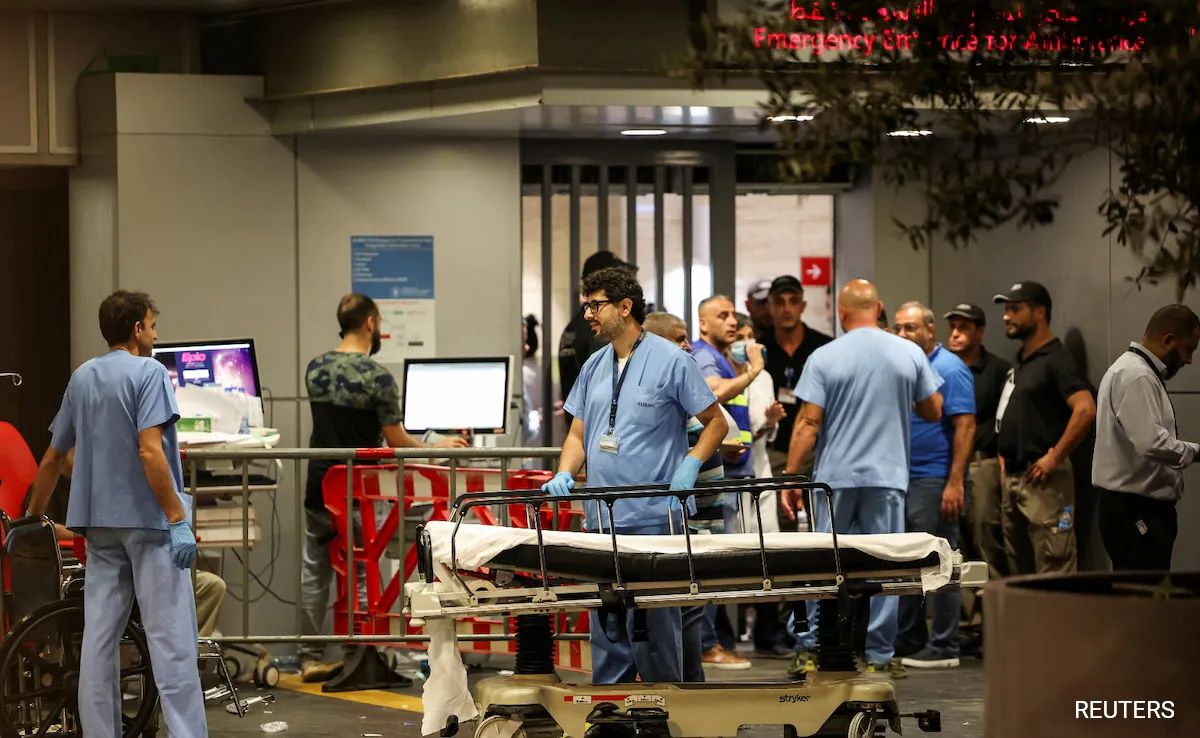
[{"x1": 178, "y1": 446, "x2": 591, "y2": 647}]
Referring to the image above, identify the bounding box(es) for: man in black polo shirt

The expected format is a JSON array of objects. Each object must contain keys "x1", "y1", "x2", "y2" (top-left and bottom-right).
[
  {"x1": 943, "y1": 303, "x2": 1011, "y2": 581},
  {"x1": 993, "y1": 282, "x2": 1096, "y2": 575},
  {"x1": 758, "y1": 276, "x2": 833, "y2": 482}
]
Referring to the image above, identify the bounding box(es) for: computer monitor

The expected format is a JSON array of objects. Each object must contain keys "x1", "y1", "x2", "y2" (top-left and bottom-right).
[
  {"x1": 401, "y1": 357, "x2": 512, "y2": 435},
  {"x1": 152, "y1": 339, "x2": 262, "y2": 398}
]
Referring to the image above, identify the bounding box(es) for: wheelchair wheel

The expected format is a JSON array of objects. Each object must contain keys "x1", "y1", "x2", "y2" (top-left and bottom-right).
[{"x1": 0, "y1": 599, "x2": 159, "y2": 738}]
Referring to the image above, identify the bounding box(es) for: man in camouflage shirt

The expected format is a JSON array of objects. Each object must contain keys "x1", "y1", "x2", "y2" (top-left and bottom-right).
[{"x1": 298, "y1": 294, "x2": 466, "y2": 682}]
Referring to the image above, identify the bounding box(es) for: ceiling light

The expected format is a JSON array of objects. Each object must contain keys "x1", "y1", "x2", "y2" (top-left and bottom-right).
[
  {"x1": 620, "y1": 129, "x2": 667, "y2": 136},
  {"x1": 768, "y1": 114, "x2": 815, "y2": 122},
  {"x1": 1024, "y1": 116, "x2": 1071, "y2": 124},
  {"x1": 887, "y1": 129, "x2": 933, "y2": 137}
]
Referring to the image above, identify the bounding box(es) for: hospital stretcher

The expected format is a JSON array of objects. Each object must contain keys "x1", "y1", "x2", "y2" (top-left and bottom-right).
[{"x1": 404, "y1": 477, "x2": 988, "y2": 738}]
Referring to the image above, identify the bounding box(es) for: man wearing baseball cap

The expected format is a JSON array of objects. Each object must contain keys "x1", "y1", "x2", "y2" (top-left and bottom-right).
[
  {"x1": 992, "y1": 281, "x2": 1096, "y2": 575},
  {"x1": 745, "y1": 279, "x2": 774, "y2": 338},
  {"x1": 943, "y1": 303, "x2": 1011, "y2": 585},
  {"x1": 759, "y1": 276, "x2": 833, "y2": 482}
]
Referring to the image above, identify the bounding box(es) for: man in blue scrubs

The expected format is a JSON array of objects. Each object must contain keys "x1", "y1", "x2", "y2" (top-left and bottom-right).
[
  {"x1": 543, "y1": 268, "x2": 728, "y2": 684},
  {"x1": 893, "y1": 301, "x2": 976, "y2": 669},
  {"x1": 780, "y1": 280, "x2": 944, "y2": 680},
  {"x1": 16, "y1": 291, "x2": 205, "y2": 738}
]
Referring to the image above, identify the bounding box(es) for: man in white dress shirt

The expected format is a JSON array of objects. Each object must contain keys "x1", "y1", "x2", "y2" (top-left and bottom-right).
[{"x1": 1092, "y1": 304, "x2": 1200, "y2": 571}]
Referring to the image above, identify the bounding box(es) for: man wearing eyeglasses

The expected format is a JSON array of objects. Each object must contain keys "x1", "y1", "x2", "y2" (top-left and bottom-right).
[{"x1": 542, "y1": 268, "x2": 728, "y2": 685}]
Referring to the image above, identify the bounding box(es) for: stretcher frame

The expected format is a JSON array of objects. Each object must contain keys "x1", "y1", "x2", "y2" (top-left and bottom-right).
[{"x1": 405, "y1": 477, "x2": 987, "y2": 738}]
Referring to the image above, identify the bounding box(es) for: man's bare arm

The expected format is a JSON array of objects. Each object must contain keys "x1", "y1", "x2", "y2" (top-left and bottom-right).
[
  {"x1": 556, "y1": 417, "x2": 588, "y2": 476},
  {"x1": 25, "y1": 447, "x2": 70, "y2": 518},
  {"x1": 1055, "y1": 390, "x2": 1097, "y2": 459},
  {"x1": 948, "y1": 414, "x2": 976, "y2": 486},
  {"x1": 690, "y1": 402, "x2": 729, "y2": 463},
  {"x1": 781, "y1": 402, "x2": 824, "y2": 519},
  {"x1": 138, "y1": 425, "x2": 187, "y2": 524},
  {"x1": 914, "y1": 391, "x2": 944, "y2": 422}
]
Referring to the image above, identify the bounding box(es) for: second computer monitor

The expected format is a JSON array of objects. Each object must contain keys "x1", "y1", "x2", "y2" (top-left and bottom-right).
[
  {"x1": 152, "y1": 339, "x2": 262, "y2": 397},
  {"x1": 401, "y1": 357, "x2": 511, "y2": 435}
]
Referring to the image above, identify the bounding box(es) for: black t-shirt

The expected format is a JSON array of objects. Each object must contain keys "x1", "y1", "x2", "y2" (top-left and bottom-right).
[
  {"x1": 997, "y1": 338, "x2": 1090, "y2": 471},
  {"x1": 304, "y1": 351, "x2": 403, "y2": 510},
  {"x1": 557, "y1": 307, "x2": 609, "y2": 425},
  {"x1": 759, "y1": 324, "x2": 834, "y2": 453},
  {"x1": 967, "y1": 347, "x2": 1011, "y2": 456}
]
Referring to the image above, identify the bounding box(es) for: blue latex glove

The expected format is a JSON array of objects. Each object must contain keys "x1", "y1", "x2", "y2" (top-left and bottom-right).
[
  {"x1": 542, "y1": 472, "x2": 576, "y2": 497},
  {"x1": 669, "y1": 456, "x2": 702, "y2": 491},
  {"x1": 4, "y1": 521, "x2": 39, "y2": 555},
  {"x1": 169, "y1": 520, "x2": 197, "y2": 570}
]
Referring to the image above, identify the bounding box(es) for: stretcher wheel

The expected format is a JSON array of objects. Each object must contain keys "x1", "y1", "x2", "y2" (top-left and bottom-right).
[
  {"x1": 252, "y1": 664, "x2": 280, "y2": 689},
  {"x1": 223, "y1": 657, "x2": 242, "y2": 682},
  {"x1": 846, "y1": 711, "x2": 878, "y2": 738},
  {"x1": 0, "y1": 599, "x2": 158, "y2": 738},
  {"x1": 475, "y1": 715, "x2": 560, "y2": 738}
]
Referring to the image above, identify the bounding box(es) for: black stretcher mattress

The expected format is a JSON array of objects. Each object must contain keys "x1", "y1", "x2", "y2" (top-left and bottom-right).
[{"x1": 481, "y1": 544, "x2": 940, "y2": 583}]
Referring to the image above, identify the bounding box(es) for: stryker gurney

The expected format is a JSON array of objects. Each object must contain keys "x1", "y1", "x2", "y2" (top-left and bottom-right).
[{"x1": 404, "y1": 476, "x2": 988, "y2": 738}]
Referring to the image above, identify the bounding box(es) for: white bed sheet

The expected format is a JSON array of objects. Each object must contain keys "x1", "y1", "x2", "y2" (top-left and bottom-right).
[{"x1": 425, "y1": 520, "x2": 953, "y2": 592}]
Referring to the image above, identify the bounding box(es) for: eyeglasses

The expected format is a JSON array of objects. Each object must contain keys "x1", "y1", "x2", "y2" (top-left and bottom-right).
[{"x1": 582, "y1": 299, "x2": 613, "y2": 316}]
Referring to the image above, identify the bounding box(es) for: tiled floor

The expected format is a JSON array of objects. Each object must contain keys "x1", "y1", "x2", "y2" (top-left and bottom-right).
[{"x1": 203, "y1": 648, "x2": 985, "y2": 737}]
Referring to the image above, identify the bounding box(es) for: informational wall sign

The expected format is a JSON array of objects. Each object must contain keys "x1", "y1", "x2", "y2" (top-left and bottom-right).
[{"x1": 351, "y1": 235, "x2": 436, "y2": 362}]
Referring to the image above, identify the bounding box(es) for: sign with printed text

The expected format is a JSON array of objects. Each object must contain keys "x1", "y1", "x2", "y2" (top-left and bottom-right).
[
  {"x1": 350, "y1": 235, "x2": 437, "y2": 363},
  {"x1": 351, "y1": 235, "x2": 435, "y2": 300},
  {"x1": 800, "y1": 257, "x2": 832, "y2": 286}
]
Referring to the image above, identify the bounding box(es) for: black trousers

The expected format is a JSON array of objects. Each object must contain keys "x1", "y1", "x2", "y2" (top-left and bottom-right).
[{"x1": 1096, "y1": 488, "x2": 1178, "y2": 571}]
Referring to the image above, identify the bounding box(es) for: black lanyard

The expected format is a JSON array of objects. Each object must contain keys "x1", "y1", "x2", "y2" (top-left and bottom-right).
[
  {"x1": 1126, "y1": 346, "x2": 1176, "y2": 435},
  {"x1": 609, "y1": 331, "x2": 647, "y2": 434}
]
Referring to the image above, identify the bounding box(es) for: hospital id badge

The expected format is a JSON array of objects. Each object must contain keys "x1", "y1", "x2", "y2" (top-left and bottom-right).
[
  {"x1": 599, "y1": 434, "x2": 620, "y2": 454},
  {"x1": 778, "y1": 387, "x2": 798, "y2": 405}
]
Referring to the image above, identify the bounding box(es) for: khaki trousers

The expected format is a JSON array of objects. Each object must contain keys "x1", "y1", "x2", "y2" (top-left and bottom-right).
[
  {"x1": 194, "y1": 569, "x2": 227, "y2": 638},
  {"x1": 967, "y1": 457, "x2": 1007, "y2": 582},
  {"x1": 1001, "y1": 459, "x2": 1079, "y2": 575}
]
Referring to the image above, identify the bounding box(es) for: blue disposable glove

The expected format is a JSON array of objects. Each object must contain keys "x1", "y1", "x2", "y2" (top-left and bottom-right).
[
  {"x1": 542, "y1": 472, "x2": 576, "y2": 497},
  {"x1": 669, "y1": 456, "x2": 702, "y2": 491},
  {"x1": 169, "y1": 520, "x2": 197, "y2": 570}
]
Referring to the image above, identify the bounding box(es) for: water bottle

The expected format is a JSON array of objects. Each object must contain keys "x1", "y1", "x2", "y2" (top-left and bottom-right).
[
  {"x1": 1057, "y1": 506, "x2": 1072, "y2": 532},
  {"x1": 237, "y1": 388, "x2": 250, "y2": 435}
]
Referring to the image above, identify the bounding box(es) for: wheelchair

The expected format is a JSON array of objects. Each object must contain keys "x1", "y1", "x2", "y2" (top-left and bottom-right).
[{"x1": 0, "y1": 513, "x2": 249, "y2": 738}]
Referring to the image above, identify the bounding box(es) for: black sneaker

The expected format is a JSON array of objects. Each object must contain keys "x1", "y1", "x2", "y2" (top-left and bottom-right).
[
  {"x1": 754, "y1": 643, "x2": 793, "y2": 659},
  {"x1": 900, "y1": 647, "x2": 960, "y2": 669}
]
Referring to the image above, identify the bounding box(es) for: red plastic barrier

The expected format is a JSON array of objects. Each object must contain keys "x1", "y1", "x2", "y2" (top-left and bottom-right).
[{"x1": 319, "y1": 463, "x2": 587, "y2": 660}]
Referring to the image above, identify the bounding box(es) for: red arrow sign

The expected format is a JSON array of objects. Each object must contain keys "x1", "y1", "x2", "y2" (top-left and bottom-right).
[{"x1": 800, "y1": 257, "x2": 831, "y2": 286}]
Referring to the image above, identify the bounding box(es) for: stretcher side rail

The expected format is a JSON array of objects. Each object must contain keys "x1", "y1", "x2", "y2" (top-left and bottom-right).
[{"x1": 443, "y1": 476, "x2": 840, "y2": 599}]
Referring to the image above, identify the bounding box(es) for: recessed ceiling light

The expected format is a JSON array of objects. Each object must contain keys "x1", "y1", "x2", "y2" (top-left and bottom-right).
[
  {"x1": 768, "y1": 115, "x2": 815, "y2": 122},
  {"x1": 887, "y1": 129, "x2": 933, "y2": 137},
  {"x1": 1024, "y1": 116, "x2": 1071, "y2": 124},
  {"x1": 620, "y1": 129, "x2": 667, "y2": 136}
]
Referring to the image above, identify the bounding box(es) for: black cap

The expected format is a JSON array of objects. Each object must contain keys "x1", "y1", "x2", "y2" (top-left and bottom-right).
[
  {"x1": 748, "y1": 279, "x2": 772, "y2": 302},
  {"x1": 768, "y1": 275, "x2": 804, "y2": 297},
  {"x1": 581, "y1": 251, "x2": 636, "y2": 279},
  {"x1": 943, "y1": 302, "x2": 986, "y2": 325},
  {"x1": 993, "y1": 281, "x2": 1052, "y2": 310}
]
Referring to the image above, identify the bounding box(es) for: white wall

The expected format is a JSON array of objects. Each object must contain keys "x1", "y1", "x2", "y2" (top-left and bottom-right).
[
  {"x1": 71, "y1": 74, "x2": 523, "y2": 645},
  {"x1": 294, "y1": 135, "x2": 523, "y2": 411}
]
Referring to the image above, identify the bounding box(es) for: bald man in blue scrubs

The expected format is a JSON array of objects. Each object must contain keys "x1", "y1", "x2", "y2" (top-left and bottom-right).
[
  {"x1": 544, "y1": 267, "x2": 728, "y2": 684},
  {"x1": 17, "y1": 290, "x2": 205, "y2": 738}
]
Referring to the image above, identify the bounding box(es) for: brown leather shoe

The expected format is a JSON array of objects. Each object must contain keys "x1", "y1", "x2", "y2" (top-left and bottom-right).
[
  {"x1": 701, "y1": 646, "x2": 751, "y2": 670},
  {"x1": 300, "y1": 659, "x2": 343, "y2": 683}
]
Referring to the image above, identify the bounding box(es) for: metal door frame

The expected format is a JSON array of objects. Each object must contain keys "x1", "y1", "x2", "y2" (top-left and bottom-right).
[{"x1": 520, "y1": 140, "x2": 738, "y2": 446}]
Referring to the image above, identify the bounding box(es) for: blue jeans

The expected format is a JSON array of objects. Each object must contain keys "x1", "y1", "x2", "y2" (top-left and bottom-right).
[
  {"x1": 589, "y1": 521, "x2": 684, "y2": 684},
  {"x1": 896, "y1": 477, "x2": 964, "y2": 657},
  {"x1": 792, "y1": 487, "x2": 904, "y2": 665}
]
